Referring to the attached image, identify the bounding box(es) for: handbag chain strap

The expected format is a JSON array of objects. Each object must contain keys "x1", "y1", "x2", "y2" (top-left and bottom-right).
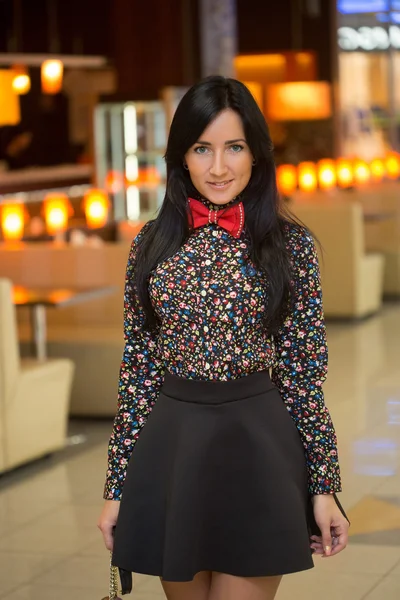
[{"x1": 109, "y1": 552, "x2": 120, "y2": 599}]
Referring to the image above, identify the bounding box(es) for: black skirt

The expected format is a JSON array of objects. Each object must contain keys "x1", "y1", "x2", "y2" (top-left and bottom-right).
[{"x1": 112, "y1": 370, "x2": 319, "y2": 582}]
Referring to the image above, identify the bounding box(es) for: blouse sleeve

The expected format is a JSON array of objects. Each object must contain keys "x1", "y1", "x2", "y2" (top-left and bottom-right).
[
  {"x1": 104, "y1": 224, "x2": 165, "y2": 500},
  {"x1": 271, "y1": 225, "x2": 342, "y2": 495}
]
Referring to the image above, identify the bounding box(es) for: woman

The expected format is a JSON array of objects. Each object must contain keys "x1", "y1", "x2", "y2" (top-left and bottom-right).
[{"x1": 98, "y1": 76, "x2": 349, "y2": 600}]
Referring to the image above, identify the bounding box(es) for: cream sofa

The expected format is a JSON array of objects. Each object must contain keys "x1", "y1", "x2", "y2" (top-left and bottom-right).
[
  {"x1": 0, "y1": 279, "x2": 74, "y2": 473},
  {"x1": 290, "y1": 197, "x2": 384, "y2": 318},
  {"x1": 0, "y1": 241, "x2": 132, "y2": 417},
  {"x1": 348, "y1": 184, "x2": 400, "y2": 296}
]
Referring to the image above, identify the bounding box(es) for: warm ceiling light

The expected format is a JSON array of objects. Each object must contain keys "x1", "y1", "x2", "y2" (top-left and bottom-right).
[
  {"x1": 298, "y1": 162, "x2": 318, "y2": 193},
  {"x1": 336, "y1": 159, "x2": 354, "y2": 188},
  {"x1": 266, "y1": 81, "x2": 332, "y2": 121},
  {"x1": 318, "y1": 159, "x2": 337, "y2": 190},
  {"x1": 276, "y1": 164, "x2": 297, "y2": 196},
  {"x1": 83, "y1": 189, "x2": 110, "y2": 229},
  {"x1": 1, "y1": 204, "x2": 25, "y2": 241},
  {"x1": 41, "y1": 59, "x2": 64, "y2": 94}
]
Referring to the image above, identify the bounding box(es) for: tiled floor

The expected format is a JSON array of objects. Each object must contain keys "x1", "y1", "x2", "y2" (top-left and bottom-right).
[{"x1": 1, "y1": 303, "x2": 400, "y2": 599}]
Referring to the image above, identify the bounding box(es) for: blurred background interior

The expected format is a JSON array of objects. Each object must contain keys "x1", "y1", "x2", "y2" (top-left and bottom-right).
[{"x1": 0, "y1": 1, "x2": 400, "y2": 599}]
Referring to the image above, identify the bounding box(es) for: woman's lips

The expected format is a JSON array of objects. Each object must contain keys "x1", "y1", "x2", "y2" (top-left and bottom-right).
[{"x1": 207, "y1": 180, "x2": 234, "y2": 190}]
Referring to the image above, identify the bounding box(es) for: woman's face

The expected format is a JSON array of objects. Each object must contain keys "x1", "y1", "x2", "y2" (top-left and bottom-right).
[{"x1": 184, "y1": 109, "x2": 254, "y2": 206}]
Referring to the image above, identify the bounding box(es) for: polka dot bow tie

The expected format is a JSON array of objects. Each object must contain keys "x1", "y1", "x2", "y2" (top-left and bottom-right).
[{"x1": 187, "y1": 197, "x2": 245, "y2": 239}]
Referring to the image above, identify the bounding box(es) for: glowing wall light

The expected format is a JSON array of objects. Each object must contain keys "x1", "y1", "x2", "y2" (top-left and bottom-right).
[
  {"x1": 83, "y1": 189, "x2": 110, "y2": 229},
  {"x1": 105, "y1": 170, "x2": 125, "y2": 194},
  {"x1": 298, "y1": 162, "x2": 318, "y2": 192},
  {"x1": 0, "y1": 70, "x2": 21, "y2": 126},
  {"x1": 336, "y1": 158, "x2": 354, "y2": 188},
  {"x1": 11, "y1": 66, "x2": 31, "y2": 95},
  {"x1": 317, "y1": 159, "x2": 337, "y2": 190},
  {"x1": 41, "y1": 60, "x2": 64, "y2": 94},
  {"x1": 1, "y1": 203, "x2": 25, "y2": 241},
  {"x1": 276, "y1": 164, "x2": 297, "y2": 196},
  {"x1": 385, "y1": 152, "x2": 400, "y2": 180},
  {"x1": 43, "y1": 193, "x2": 72, "y2": 234},
  {"x1": 370, "y1": 158, "x2": 386, "y2": 181},
  {"x1": 353, "y1": 160, "x2": 370, "y2": 185},
  {"x1": 266, "y1": 81, "x2": 332, "y2": 121}
]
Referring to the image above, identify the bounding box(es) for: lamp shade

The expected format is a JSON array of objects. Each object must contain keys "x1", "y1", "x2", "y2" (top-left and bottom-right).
[
  {"x1": 318, "y1": 159, "x2": 337, "y2": 190},
  {"x1": 41, "y1": 60, "x2": 64, "y2": 94},
  {"x1": 0, "y1": 70, "x2": 21, "y2": 126},
  {"x1": 276, "y1": 164, "x2": 297, "y2": 196},
  {"x1": 1, "y1": 203, "x2": 25, "y2": 240},
  {"x1": 298, "y1": 162, "x2": 317, "y2": 192},
  {"x1": 43, "y1": 193, "x2": 72, "y2": 234},
  {"x1": 266, "y1": 81, "x2": 332, "y2": 121},
  {"x1": 83, "y1": 189, "x2": 109, "y2": 229}
]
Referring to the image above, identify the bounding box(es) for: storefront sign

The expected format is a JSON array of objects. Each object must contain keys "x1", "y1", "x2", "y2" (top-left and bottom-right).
[{"x1": 338, "y1": 25, "x2": 400, "y2": 50}]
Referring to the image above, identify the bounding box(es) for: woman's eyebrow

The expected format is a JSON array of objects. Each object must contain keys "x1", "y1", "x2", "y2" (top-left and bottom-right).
[{"x1": 195, "y1": 138, "x2": 247, "y2": 145}]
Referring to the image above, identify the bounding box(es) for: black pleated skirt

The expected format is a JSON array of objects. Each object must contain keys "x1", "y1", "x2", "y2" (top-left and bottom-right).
[{"x1": 112, "y1": 370, "x2": 317, "y2": 582}]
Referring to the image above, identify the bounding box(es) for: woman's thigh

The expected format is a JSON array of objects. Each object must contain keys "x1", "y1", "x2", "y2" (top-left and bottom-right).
[
  {"x1": 160, "y1": 570, "x2": 212, "y2": 600},
  {"x1": 209, "y1": 572, "x2": 282, "y2": 600}
]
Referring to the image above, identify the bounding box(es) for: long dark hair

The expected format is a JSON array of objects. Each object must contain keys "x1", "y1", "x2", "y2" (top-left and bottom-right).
[{"x1": 134, "y1": 75, "x2": 297, "y2": 334}]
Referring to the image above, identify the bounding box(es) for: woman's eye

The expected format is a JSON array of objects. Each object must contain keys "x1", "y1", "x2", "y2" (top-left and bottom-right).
[
  {"x1": 230, "y1": 144, "x2": 244, "y2": 153},
  {"x1": 194, "y1": 146, "x2": 209, "y2": 154}
]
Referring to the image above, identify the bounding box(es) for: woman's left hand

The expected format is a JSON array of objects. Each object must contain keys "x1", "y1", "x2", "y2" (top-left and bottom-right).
[{"x1": 310, "y1": 494, "x2": 349, "y2": 557}]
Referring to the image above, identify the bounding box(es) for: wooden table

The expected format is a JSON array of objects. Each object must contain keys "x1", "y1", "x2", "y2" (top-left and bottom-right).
[{"x1": 13, "y1": 285, "x2": 117, "y2": 360}]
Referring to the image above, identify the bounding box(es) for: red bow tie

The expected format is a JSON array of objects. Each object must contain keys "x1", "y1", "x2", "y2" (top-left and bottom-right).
[{"x1": 187, "y1": 197, "x2": 245, "y2": 239}]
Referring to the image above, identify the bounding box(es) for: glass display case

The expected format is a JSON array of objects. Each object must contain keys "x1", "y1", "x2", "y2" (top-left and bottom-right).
[{"x1": 94, "y1": 101, "x2": 167, "y2": 222}]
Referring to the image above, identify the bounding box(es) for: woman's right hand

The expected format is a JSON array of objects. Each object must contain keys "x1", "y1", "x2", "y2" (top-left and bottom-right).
[{"x1": 97, "y1": 500, "x2": 121, "y2": 551}]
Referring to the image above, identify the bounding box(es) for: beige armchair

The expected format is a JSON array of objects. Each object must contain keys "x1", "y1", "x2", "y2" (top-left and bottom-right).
[
  {"x1": 0, "y1": 278, "x2": 75, "y2": 473},
  {"x1": 290, "y1": 199, "x2": 384, "y2": 318}
]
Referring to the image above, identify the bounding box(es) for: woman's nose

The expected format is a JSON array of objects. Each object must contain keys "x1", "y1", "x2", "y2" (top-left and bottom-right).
[{"x1": 209, "y1": 151, "x2": 228, "y2": 177}]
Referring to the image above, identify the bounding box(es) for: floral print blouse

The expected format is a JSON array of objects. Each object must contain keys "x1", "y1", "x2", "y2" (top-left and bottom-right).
[{"x1": 104, "y1": 208, "x2": 342, "y2": 500}]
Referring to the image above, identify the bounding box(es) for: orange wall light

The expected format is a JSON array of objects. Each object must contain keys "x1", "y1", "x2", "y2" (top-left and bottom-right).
[
  {"x1": 266, "y1": 81, "x2": 332, "y2": 121},
  {"x1": 11, "y1": 66, "x2": 31, "y2": 95},
  {"x1": 385, "y1": 152, "x2": 400, "y2": 180},
  {"x1": 318, "y1": 159, "x2": 337, "y2": 190},
  {"x1": 276, "y1": 164, "x2": 297, "y2": 196},
  {"x1": 43, "y1": 193, "x2": 72, "y2": 234},
  {"x1": 353, "y1": 160, "x2": 370, "y2": 185},
  {"x1": 298, "y1": 162, "x2": 318, "y2": 192},
  {"x1": 41, "y1": 60, "x2": 64, "y2": 94},
  {"x1": 336, "y1": 159, "x2": 353, "y2": 188},
  {"x1": 0, "y1": 70, "x2": 21, "y2": 126},
  {"x1": 243, "y1": 82, "x2": 263, "y2": 110},
  {"x1": 1, "y1": 204, "x2": 25, "y2": 241},
  {"x1": 370, "y1": 158, "x2": 386, "y2": 182},
  {"x1": 83, "y1": 189, "x2": 110, "y2": 229}
]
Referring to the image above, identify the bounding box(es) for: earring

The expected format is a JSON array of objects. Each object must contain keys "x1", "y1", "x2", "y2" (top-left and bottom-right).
[
  {"x1": 252, "y1": 159, "x2": 257, "y2": 166},
  {"x1": 183, "y1": 163, "x2": 189, "y2": 170}
]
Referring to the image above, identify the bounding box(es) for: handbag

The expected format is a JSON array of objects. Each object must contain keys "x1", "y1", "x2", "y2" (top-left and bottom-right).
[{"x1": 102, "y1": 552, "x2": 133, "y2": 599}]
